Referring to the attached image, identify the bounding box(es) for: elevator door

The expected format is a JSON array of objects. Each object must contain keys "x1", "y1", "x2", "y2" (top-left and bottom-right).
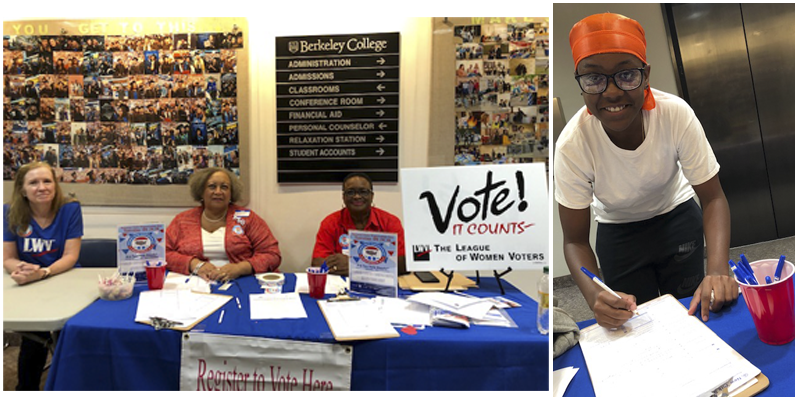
[{"x1": 665, "y1": 3, "x2": 795, "y2": 247}]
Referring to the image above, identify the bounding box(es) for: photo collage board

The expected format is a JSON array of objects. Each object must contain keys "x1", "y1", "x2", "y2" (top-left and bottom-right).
[
  {"x1": 454, "y1": 20, "x2": 549, "y2": 166},
  {"x1": 3, "y1": 19, "x2": 244, "y2": 187}
]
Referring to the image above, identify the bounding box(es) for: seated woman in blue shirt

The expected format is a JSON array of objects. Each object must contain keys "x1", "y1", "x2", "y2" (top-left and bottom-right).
[{"x1": 3, "y1": 161, "x2": 83, "y2": 390}]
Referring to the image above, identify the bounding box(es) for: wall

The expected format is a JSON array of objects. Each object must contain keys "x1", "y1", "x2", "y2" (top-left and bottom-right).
[
  {"x1": 78, "y1": 16, "x2": 431, "y2": 273},
  {"x1": 2, "y1": 13, "x2": 542, "y2": 296},
  {"x1": 552, "y1": 4, "x2": 680, "y2": 277}
]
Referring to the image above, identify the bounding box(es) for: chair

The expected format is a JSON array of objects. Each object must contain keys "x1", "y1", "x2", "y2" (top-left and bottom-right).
[{"x1": 78, "y1": 238, "x2": 118, "y2": 268}]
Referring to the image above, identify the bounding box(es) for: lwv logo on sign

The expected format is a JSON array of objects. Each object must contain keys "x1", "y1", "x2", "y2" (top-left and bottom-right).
[{"x1": 288, "y1": 41, "x2": 300, "y2": 54}]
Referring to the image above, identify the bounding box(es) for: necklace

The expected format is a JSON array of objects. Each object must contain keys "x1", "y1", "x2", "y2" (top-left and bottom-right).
[{"x1": 203, "y1": 210, "x2": 226, "y2": 223}]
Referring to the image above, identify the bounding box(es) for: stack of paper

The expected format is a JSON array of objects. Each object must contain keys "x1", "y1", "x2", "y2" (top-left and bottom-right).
[
  {"x1": 405, "y1": 292, "x2": 494, "y2": 320},
  {"x1": 579, "y1": 295, "x2": 761, "y2": 397},
  {"x1": 318, "y1": 299, "x2": 399, "y2": 341},
  {"x1": 134, "y1": 289, "x2": 230, "y2": 329},
  {"x1": 249, "y1": 292, "x2": 307, "y2": 320}
]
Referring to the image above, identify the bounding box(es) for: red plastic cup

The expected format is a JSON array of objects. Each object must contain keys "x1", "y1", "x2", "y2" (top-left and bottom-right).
[
  {"x1": 307, "y1": 267, "x2": 328, "y2": 299},
  {"x1": 738, "y1": 259, "x2": 795, "y2": 345},
  {"x1": 145, "y1": 264, "x2": 166, "y2": 290}
]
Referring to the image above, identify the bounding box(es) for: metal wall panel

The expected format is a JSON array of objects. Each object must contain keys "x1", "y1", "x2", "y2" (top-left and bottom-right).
[
  {"x1": 669, "y1": 4, "x2": 780, "y2": 246},
  {"x1": 741, "y1": 3, "x2": 795, "y2": 238}
]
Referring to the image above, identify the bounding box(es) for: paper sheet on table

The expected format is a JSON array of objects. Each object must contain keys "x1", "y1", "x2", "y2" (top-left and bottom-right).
[
  {"x1": 134, "y1": 289, "x2": 230, "y2": 327},
  {"x1": 318, "y1": 299, "x2": 399, "y2": 341},
  {"x1": 371, "y1": 296, "x2": 431, "y2": 326},
  {"x1": 553, "y1": 367, "x2": 579, "y2": 397},
  {"x1": 293, "y1": 273, "x2": 348, "y2": 294},
  {"x1": 579, "y1": 295, "x2": 760, "y2": 397},
  {"x1": 249, "y1": 292, "x2": 308, "y2": 320},
  {"x1": 405, "y1": 292, "x2": 493, "y2": 320},
  {"x1": 471, "y1": 308, "x2": 517, "y2": 328},
  {"x1": 162, "y1": 273, "x2": 211, "y2": 293}
]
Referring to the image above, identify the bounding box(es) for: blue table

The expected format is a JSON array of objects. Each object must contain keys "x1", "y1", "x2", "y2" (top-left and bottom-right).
[
  {"x1": 553, "y1": 293, "x2": 795, "y2": 397},
  {"x1": 45, "y1": 274, "x2": 547, "y2": 391}
]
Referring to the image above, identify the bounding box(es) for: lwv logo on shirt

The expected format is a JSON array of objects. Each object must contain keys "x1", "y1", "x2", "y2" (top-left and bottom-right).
[{"x1": 23, "y1": 238, "x2": 57, "y2": 256}]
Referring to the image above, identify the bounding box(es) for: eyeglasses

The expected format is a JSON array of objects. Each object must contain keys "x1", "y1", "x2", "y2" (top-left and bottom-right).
[
  {"x1": 343, "y1": 189, "x2": 373, "y2": 198},
  {"x1": 575, "y1": 68, "x2": 646, "y2": 95}
]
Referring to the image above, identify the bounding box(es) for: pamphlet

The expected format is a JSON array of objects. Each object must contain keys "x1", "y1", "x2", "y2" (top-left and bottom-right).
[
  {"x1": 117, "y1": 223, "x2": 166, "y2": 275},
  {"x1": 348, "y1": 230, "x2": 399, "y2": 297}
]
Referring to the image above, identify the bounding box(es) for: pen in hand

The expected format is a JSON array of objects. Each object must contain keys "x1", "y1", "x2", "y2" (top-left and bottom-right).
[{"x1": 580, "y1": 267, "x2": 638, "y2": 315}]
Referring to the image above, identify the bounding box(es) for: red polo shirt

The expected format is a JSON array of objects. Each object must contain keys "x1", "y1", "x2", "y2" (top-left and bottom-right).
[{"x1": 312, "y1": 207, "x2": 406, "y2": 259}]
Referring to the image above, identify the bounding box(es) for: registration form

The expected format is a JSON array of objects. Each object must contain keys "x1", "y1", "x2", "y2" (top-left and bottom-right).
[{"x1": 579, "y1": 295, "x2": 760, "y2": 397}]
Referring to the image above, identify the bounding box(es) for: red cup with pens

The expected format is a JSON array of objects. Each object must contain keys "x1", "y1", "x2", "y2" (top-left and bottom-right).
[
  {"x1": 307, "y1": 263, "x2": 329, "y2": 299},
  {"x1": 730, "y1": 254, "x2": 795, "y2": 345},
  {"x1": 145, "y1": 261, "x2": 166, "y2": 290}
]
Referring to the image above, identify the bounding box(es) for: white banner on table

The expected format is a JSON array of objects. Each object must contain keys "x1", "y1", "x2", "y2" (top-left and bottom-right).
[
  {"x1": 117, "y1": 223, "x2": 166, "y2": 274},
  {"x1": 401, "y1": 164, "x2": 548, "y2": 271},
  {"x1": 348, "y1": 230, "x2": 398, "y2": 297},
  {"x1": 180, "y1": 333, "x2": 352, "y2": 391}
]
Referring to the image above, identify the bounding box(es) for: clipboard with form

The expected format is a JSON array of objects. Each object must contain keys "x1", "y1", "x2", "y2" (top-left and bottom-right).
[{"x1": 579, "y1": 294, "x2": 767, "y2": 397}]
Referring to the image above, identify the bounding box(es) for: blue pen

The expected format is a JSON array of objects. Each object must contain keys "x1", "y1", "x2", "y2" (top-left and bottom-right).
[
  {"x1": 775, "y1": 255, "x2": 786, "y2": 281},
  {"x1": 728, "y1": 261, "x2": 746, "y2": 284},
  {"x1": 320, "y1": 261, "x2": 329, "y2": 274},
  {"x1": 740, "y1": 254, "x2": 754, "y2": 276},
  {"x1": 765, "y1": 276, "x2": 772, "y2": 284},
  {"x1": 731, "y1": 260, "x2": 756, "y2": 285},
  {"x1": 737, "y1": 261, "x2": 758, "y2": 285},
  {"x1": 580, "y1": 267, "x2": 637, "y2": 314}
]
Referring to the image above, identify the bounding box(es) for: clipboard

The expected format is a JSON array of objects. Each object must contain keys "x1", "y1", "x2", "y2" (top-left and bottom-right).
[
  {"x1": 734, "y1": 374, "x2": 769, "y2": 397},
  {"x1": 398, "y1": 271, "x2": 477, "y2": 291},
  {"x1": 579, "y1": 294, "x2": 768, "y2": 397},
  {"x1": 317, "y1": 300, "x2": 399, "y2": 341},
  {"x1": 134, "y1": 291, "x2": 232, "y2": 332}
]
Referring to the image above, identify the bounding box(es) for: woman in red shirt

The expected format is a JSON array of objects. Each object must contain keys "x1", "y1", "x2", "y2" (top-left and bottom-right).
[{"x1": 166, "y1": 167, "x2": 281, "y2": 281}]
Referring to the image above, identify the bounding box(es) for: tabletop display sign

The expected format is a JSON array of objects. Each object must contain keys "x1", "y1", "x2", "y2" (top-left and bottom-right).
[
  {"x1": 275, "y1": 32, "x2": 400, "y2": 183},
  {"x1": 180, "y1": 333, "x2": 353, "y2": 391},
  {"x1": 117, "y1": 223, "x2": 166, "y2": 275},
  {"x1": 348, "y1": 230, "x2": 398, "y2": 297},
  {"x1": 401, "y1": 163, "x2": 548, "y2": 271}
]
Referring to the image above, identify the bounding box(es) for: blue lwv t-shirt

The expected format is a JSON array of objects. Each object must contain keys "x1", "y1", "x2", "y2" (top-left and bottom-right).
[{"x1": 3, "y1": 202, "x2": 84, "y2": 267}]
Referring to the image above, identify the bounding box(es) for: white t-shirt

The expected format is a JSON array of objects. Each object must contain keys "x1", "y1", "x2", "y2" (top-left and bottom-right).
[{"x1": 555, "y1": 89, "x2": 719, "y2": 224}]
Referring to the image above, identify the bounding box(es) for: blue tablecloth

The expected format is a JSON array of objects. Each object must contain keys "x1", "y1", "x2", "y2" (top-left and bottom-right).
[
  {"x1": 45, "y1": 274, "x2": 547, "y2": 391},
  {"x1": 554, "y1": 291, "x2": 795, "y2": 397}
]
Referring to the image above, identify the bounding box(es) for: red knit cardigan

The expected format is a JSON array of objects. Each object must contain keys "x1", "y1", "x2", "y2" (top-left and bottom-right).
[{"x1": 165, "y1": 204, "x2": 281, "y2": 274}]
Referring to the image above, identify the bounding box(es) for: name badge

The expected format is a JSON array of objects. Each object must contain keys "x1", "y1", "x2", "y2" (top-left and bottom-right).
[
  {"x1": 339, "y1": 233, "x2": 350, "y2": 256},
  {"x1": 232, "y1": 225, "x2": 244, "y2": 235},
  {"x1": 234, "y1": 210, "x2": 251, "y2": 218}
]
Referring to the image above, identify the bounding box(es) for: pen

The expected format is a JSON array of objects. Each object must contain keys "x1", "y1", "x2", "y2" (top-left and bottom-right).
[
  {"x1": 218, "y1": 310, "x2": 225, "y2": 324},
  {"x1": 580, "y1": 267, "x2": 637, "y2": 314},
  {"x1": 740, "y1": 254, "x2": 754, "y2": 277},
  {"x1": 775, "y1": 255, "x2": 786, "y2": 281},
  {"x1": 728, "y1": 261, "x2": 748, "y2": 285},
  {"x1": 731, "y1": 260, "x2": 757, "y2": 285},
  {"x1": 765, "y1": 276, "x2": 772, "y2": 284},
  {"x1": 320, "y1": 261, "x2": 329, "y2": 274}
]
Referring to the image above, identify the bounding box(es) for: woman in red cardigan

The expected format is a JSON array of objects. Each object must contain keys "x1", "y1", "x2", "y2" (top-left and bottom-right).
[{"x1": 166, "y1": 167, "x2": 281, "y2": 281}]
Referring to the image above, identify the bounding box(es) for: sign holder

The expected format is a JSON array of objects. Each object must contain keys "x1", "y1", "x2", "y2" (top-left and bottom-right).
[
  {"x1": 492, "y1": 267, "x2": 513, "y2": 295},
  {"x1": 439, "y1": 267, "x2": 512, "y2": 295},
  {"x1": 439, "y1": 267, "x2": 512, "y2": 294}
]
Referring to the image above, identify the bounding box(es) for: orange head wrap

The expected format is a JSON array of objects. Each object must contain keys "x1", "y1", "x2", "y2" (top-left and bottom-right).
[{"x1": 569, "y1": 13, "x2": 655, "y2": 110}]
